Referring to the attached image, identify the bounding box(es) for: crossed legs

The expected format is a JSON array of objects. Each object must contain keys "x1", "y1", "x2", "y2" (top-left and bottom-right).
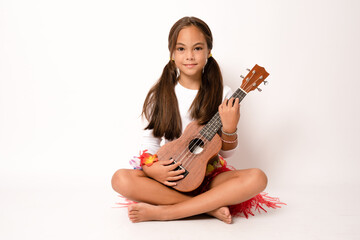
[{"x1": 111, "y1": 168, "x2": 267, "y2": 223}]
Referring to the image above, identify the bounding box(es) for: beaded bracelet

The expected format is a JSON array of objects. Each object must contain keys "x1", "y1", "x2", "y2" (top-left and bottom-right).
[
  {"x1": 221, "y1": 127, "x2": 237, "y2": 136},
  {"x1": 221, "y1": 135, "x2": 238, "y2": 144}
]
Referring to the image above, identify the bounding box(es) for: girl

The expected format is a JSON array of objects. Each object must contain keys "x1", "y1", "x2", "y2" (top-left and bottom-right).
[{"x1": 111, "y1": 16, "x2": 282, "y2": 224}]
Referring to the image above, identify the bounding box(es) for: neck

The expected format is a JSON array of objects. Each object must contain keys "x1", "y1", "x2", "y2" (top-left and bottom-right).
[{"x1": 178, "y1": 74, "x2": 201, "y2": 90}]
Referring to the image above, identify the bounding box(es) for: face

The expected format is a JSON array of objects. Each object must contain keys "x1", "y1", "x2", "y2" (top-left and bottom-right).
[{"x1": 172, "y1": 25, "x2": 211, "y2": 80}]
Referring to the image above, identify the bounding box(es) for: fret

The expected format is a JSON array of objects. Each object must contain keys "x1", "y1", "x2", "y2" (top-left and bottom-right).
[{"x1": 200, "y1": 88, "x2": 247, "y2": 140}]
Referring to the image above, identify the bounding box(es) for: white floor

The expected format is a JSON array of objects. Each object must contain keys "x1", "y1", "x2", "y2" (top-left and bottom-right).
[{"x1": 1, "y1": 176, "x2": 359, "y2": 240}]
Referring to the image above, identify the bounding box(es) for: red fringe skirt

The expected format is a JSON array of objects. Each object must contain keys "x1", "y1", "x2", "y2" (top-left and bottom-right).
[{"x1": 188, "y1": 157, "x2": 285, "y2": 218}]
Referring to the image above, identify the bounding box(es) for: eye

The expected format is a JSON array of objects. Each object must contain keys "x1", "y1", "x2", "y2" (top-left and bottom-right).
[
  {"x1": 177, "y1": 47, "x2": 185, "y2": 51},
  {"x1": 194, "y1": 47, "x2": 203, "y2": 51}
]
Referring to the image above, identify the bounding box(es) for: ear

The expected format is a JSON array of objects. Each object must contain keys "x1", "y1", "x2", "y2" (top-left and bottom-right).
[{"x1": 208, "y1": 51, "x2": 212, "y2": 58}]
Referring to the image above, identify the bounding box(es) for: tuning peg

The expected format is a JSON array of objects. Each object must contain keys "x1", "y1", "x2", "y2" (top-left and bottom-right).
[
  {"x1": 264, "y1": 80, "x2": 269, "y2": 86},
  {"x1": 240, "y1": 75, "x2": 244, "y2": 79},
  {"x1": 257, "y1": 87, "x2": 262, "y2": 92},
  {"x1": 246, "y1": 68, "x2": 251, "y2": 72}
]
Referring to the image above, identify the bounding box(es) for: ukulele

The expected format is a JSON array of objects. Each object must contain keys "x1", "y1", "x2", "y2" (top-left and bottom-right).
[{"x1": 156, "y1": 64, "x2": 270, "y2": 192}]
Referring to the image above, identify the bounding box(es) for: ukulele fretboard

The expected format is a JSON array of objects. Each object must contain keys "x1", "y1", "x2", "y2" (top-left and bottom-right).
[{"x1": 200, "y1": 88, "x2": 247, "y2": 140}]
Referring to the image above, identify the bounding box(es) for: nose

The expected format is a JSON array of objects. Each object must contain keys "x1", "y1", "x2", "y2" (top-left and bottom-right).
[{"x1": 186, "y1": 50, "x2": 194, "y2": 60}]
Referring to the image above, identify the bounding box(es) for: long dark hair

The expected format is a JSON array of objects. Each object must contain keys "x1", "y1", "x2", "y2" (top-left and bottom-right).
[{"x1": 142, "y1": 16, "x2": 223, "y2": 140}]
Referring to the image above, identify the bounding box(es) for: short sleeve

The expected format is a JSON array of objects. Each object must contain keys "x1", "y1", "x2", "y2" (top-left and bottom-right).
[
  {"x1": 223, "y1": 85, "x2": 233, "y2": 100},
  {"x1": 140, "y1": 129, "x2": 162, "y2": 155}
]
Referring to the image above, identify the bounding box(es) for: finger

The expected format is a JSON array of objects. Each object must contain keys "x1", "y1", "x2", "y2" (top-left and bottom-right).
[
  {"x1": 228, "y1": 97, "x2": 236, "y2": 107},
  {"x1": 163, "y1": 181, "x2": 177, "y2": 187},
  {"x1": 226, "y1": 98, "x2": 232, "y2": 107},
  {"x1": 169, "y1": 168, "x2": 186, "y2": 176},
  {"x1": 221, "y1": 98, "x2": 228, "y2": 107},
  {"x1": 160, "y1": 158, "x2": 174, "y2": 166},
  {"x1": 219, "y1": 98, "x2": 228, "y2": 111},
  {"x1": 234, "y1": 98, "x2": 240, "y2": 110},
  {"x1": 167, "y1": 160, "x2": 182, "y2": 170},
  {"x1": 167, "y1": 175, "x2": 184, "y2": 181},
  {"x1": 234, "y1": 97, "x2": 240, "y2": 106}
]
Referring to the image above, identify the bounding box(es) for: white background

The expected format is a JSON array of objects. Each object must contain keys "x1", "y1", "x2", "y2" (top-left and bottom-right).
[{"x1": 1, "y1": 0, "x2": 359, "y2": 239}]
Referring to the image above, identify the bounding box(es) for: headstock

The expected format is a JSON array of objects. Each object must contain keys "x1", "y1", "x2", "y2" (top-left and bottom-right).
[{"x1": 240, "y1": 64, "x2": 269, "y2": 93}]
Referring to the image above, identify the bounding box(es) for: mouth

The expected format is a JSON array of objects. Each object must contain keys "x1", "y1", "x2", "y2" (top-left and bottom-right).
[{"x1": 184, "y1": 64, "x2": 197, "y2": 68}]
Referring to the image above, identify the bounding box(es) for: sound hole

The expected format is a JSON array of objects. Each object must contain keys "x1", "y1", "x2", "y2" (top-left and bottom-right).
[{"x1": 188, "y1": 138, "x2": 204, "y2": 154}]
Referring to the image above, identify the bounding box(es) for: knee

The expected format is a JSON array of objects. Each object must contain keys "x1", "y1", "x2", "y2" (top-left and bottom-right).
[
  {"x1": 249, "y1": 168, "x2": 268, "y2": 191},
  {"x1": 111, "y1": 169, "x2": 133, "y2": 196}
]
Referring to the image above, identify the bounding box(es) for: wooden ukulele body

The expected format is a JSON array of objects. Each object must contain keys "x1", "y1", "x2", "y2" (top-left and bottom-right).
[{"x1": 156, "y1": 121, "x2": 222, "y2": 192}]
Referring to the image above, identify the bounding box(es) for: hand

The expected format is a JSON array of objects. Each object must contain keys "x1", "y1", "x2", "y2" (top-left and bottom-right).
[
  {"x1": 218, "y1": 97, "x2": 240, "y2": 133},
  {"x1": 142, "y1": 158, "x2": 185, "y2": 187}
]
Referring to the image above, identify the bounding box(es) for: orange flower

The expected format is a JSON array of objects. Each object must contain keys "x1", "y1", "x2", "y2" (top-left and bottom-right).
[{"x1": 139, "y1": 150, "x2": 159, "y2": 167}]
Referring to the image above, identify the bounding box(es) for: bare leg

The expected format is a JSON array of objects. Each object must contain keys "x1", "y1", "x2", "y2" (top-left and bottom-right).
[
  {"x1": 127, "y1": 168, "x2": 267, "y2": 223},
  {"x1": 111, "y1": 169, "x2": 231, "y2": 222},
  {"x1": 112, "y1": 169, "x2": 190, "y2": 204}
]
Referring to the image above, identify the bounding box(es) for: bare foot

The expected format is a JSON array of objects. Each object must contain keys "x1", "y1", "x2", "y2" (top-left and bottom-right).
[
  {"x1": 128, "y1": 203, "x2": 165, "y2": 223},
  {"x1": 207, "y1": 206, "x2": 232, "y2": 224},
  {"x1": 128, "y1": 203, "x2": 232, "y2": 224}
]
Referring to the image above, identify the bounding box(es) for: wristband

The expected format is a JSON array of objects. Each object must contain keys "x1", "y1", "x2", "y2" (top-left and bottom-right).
[
  {"x1": 221, "y1": 127, "x2": 237, "y2": 136},
  {"x1": 221, "y1": 135, "x2": 238, "y2": 144}
]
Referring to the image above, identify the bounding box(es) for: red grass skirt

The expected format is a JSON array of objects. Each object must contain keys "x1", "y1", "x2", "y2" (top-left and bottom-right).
[{"x1": 188, "y1": 158, "x2": 285, "y2": 218}]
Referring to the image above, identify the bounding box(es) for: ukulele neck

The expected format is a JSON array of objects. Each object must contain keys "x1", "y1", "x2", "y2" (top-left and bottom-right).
[{"x1": 200, "y1": 88, "x2": 247, "y2": 140}]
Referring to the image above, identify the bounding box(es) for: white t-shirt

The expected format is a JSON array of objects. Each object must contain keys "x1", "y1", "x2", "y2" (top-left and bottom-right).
[{"x1": 140, "y1": 82, "x2": 236, "y2": 158}]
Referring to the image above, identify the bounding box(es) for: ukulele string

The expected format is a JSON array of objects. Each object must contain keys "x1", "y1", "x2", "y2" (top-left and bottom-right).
[
  {"x1": 181, "y1": 136, "x2": 209, "y2": 169},
  {"x1": 181, "y1": 117, "x2": 221, "y2": 168},
  {"x1": 175, "y1": 129, "x2": 209, "y2": 167},
  {"x1": 180, "y1": 90, "x2": 245, "y2": 168},
  {"x1": 174, "y1": 90, "x2": 247, "y2": 170},
  {"x1": 175, "y1": 114, "x2": 221, "y2": 168},
  {"x1": 167, "y1": 126, "x2": 204, "y2": 168},
  {"x1": 176, "y1": 118, "x2": 221, "y2": 169},
  {"x1": 173, "y1": 132, "x2": 208, "y2": 169},
  {"x1": 182, "y1": 133, "x2": 212, "y2": 169},
  {"x1": 174, "y1": 108, "x2": 222, "y2": 169},
  {"x1": 175, "y1": 119, "x2": 217, "y2": 170}
]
